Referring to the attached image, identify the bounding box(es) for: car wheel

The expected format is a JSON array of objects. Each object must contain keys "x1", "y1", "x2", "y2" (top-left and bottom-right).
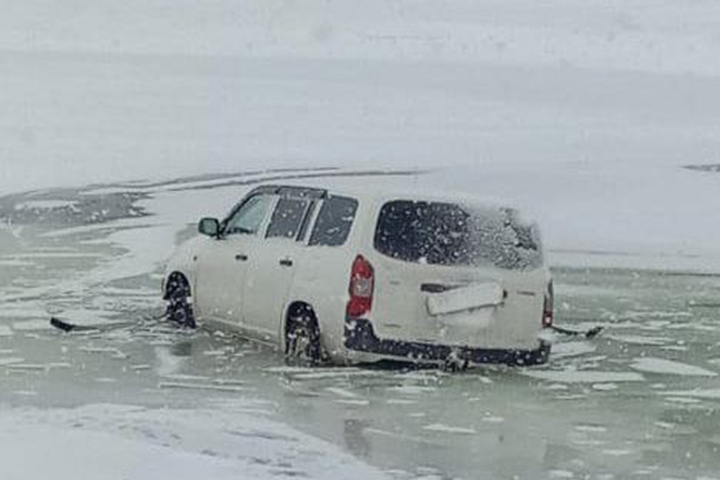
[
  {"x1": 165, "y1": 273, "x2": 197, "y2": 329},
  {"x1": 285, "y1": 305, "x2": 322, "y2": 365}
]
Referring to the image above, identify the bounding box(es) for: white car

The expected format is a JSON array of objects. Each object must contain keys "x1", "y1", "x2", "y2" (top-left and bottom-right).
[{"x1": 163, "y1": 184, "x2": 553, "y2": 368}]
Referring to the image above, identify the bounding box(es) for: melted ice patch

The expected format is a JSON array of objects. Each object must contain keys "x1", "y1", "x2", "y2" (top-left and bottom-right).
[
  {"x1": 592, "y1": 383, "x2": 618, "y2": 391},
  {"x1": 0, "y1": 308, "x2": 49, "y2": 320},
  {"x1": 630, "y1": 358, "x2": 717, "y2": 377},
  {"x1": 11, "y1": 319, "x2": 52, "y2": 332},
  {"x1": 389, "y1": 385, "x2": 438, "y2": 395},
  {"x1": 325, "y1": 387, "x2": 361, "y2": 399},
  {"x1": 523, "y1": 370, "x2": 644, "y2": 384},
  {"x1": 423, "y1": 424, "x2": 477, "y2": 435},
  {"x1": 158, "y1": 382, "x2": 251, "y2": 394},
  {"x1": 53, "y1": 309, "x2": 123, "y2": 328},
  {"x1": 619, "y1": 311, "x2": 692, "y2": 321},
  {"x1": 15, "y1": 200, "x2": 78, "y2": 211},
  {"x1": 5, "y1": 252, "x2": 104, "y2": 259},
  {"x1": 605, "y1": 334, "x2": 672, "y2": 346},
  {"x1": 661, "y1": 389, "x2": 720, "y2": 400},
  {"x1": 0, "y1": 259, "x2": 33, "y2": 267},
  {"x1": 0, "y1": 357, "x2": 25, "y2": 366},
  {"x1": 552, "y1": 341, "x2": 597, "y2": 359}
]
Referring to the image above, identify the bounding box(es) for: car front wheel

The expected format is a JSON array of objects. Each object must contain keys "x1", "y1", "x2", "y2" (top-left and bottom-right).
[{"x1": 165, "y1": 273, "x2": 197, "y2": 329}]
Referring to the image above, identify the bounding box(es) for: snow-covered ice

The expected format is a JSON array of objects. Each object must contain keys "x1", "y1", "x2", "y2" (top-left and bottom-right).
[
  {"x1": 661, "y1": 389, "x2": 720, "y2": 401},
  {"x1": 630, "y1": 357, "x2": 717, "y2": 377},
  {"x1": 522, "y1": 370, "x2": 645, "y2": 384},
  {"x1": 0, "y1": 404, "x2": 388, "y2": 480},
  {"x1": 422, "y1": 424, "x2": 477, "y2": 435}
]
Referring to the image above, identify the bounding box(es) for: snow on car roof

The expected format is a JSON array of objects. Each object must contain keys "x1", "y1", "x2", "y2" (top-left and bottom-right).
[{"x1": 253, "y1": 180, "x2": 519, "y2": 212}]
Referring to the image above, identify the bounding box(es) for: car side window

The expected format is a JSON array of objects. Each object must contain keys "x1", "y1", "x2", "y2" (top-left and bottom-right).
[
  {"x1": 223, "y1": 194, "x2": 275, "y2": 236},
  {"x1": 308, "y1": 195, "x2": 358, "y2": 247},
  {"x1": 266, "y1": 197, "x2": 310, "y2": 239}
]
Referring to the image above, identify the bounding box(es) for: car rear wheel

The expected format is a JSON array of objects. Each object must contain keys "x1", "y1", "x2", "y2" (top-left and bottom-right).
[
  {"x1": 285, "y1": 304, "x2": 322, "y2": 365},
  {"x1": 165, "y1": 273, "x2": 197, "y2": 329}
]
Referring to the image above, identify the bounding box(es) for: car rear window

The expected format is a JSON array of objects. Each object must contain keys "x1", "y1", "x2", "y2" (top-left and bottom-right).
[
  {"x1": 374, "y1": 200, "x2": 542, "y2": 270},
  {"x1": 308, "y1": 195, "x2": 358, "y2": 247}
]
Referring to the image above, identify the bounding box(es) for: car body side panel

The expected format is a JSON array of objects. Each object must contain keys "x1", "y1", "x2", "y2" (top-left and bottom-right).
[
  {"x1": 285, "y1": 199, "x2": 371, "y2": 362},
  {"x1": 243, "y1": 237, "x2": 307, "y2": 344},
  {"x1": 288, "y1": 246, "x2": 353, "y2": 361},
  {"x1": 195, "y1": 235, "x2": 256, "y2": 326},
  {"x1": 163, "y1": 236, "x2": 207, "y2": 298}
]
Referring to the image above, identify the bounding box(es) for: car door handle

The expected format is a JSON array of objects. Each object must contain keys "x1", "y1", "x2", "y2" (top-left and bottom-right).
[
  {"x1": 235, "y1": 253, "x2": 248, "y2": 262},
  {"x1": 279, "y1": 258, "x2": 293, "y2": 267}
]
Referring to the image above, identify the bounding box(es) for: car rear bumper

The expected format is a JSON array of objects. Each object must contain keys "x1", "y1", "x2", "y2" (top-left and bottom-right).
[{"x1": 344, "y1": 317, "x2": 550, "y2": 366}]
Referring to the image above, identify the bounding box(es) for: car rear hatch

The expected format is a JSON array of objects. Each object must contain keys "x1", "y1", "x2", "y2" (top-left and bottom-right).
[{"x1": 368, "y1": 199, "x2": 546, "y2": 350}]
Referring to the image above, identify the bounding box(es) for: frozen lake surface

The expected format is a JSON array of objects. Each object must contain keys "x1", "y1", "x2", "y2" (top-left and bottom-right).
[
  {"x1": 3, "y1": 1, "x2": 720, "y2": 477},
  {"x1": 1, "y1": 171, "x2": 719, "y2": 479}
]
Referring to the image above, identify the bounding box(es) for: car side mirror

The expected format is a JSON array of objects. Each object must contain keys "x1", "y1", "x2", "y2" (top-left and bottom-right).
[{"x1": 198, "y1": 217, "x2": 221, "y2": 238}]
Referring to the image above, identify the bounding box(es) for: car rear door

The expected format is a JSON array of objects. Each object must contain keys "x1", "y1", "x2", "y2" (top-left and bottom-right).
[
  {"x1": 368, "y1": 200, "x2": 547, "y2": 350},
  {"x1": 194, "y1": 192, "x2": 275, "y2": 328},
  {"x1": 242, "y1": 193, "x2": 317, "y2": 342}
]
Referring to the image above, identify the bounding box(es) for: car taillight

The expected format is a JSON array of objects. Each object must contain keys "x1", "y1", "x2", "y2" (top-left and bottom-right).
[
  {"x1": 347, "y1": 255, "x2": 374, "y2": 318},
  {"x1": 542, "y1": 280, "x2": 554, "y2": 328}
]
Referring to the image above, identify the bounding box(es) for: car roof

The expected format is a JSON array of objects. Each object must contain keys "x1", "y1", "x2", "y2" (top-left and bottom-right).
[{"x1": 251, "y1": 181, "x2": 518, "y2": 212}]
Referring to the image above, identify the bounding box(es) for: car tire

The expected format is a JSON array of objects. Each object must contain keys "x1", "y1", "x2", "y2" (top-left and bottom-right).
[
  {"x1": 285, "y1": 305, "x2": 322, "y2": 365},
  {"x1": 165, "y1": 273, "x2": 197, "y2": 329}
]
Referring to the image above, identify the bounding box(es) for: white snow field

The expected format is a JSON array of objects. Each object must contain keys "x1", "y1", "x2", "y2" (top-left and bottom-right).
[
  {"x1": 0, "y1": 403, "x2": 388, "y2": 480},
  {"x1": 1, "y1": 0, "x2": 720, "y2": 270}
]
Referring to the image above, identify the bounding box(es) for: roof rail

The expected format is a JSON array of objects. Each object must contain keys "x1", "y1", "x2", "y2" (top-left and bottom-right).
[{"x1": 249, "y1": 184, "x2": 327, "y2": 199}]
